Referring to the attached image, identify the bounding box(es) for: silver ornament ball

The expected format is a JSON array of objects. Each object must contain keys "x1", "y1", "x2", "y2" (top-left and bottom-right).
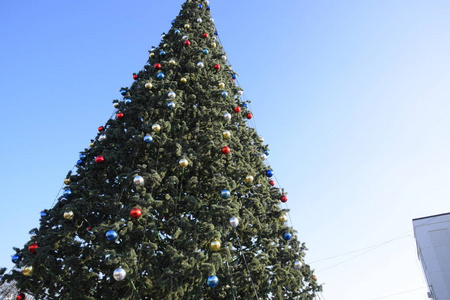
[
  {"x1": 133, "y1": 175, "x2": 145, "y2": 186},
  {"x1": 113, "y1": 268, "x2": 127, "y2": 281}
]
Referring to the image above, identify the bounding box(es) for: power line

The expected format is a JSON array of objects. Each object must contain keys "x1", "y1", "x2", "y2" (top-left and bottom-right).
[{"x1": 369, "y1": 286, "x2": 427, "y2": 300}]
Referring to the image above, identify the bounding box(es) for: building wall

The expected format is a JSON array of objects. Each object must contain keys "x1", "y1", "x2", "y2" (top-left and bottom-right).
[{"x1": 413, "y1": 213, "x2": 450, "y2": 300}]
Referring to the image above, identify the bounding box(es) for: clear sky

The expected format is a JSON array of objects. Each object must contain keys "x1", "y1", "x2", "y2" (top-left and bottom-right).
[{"x1": 1, "y1": 0, "x2": 449, "y2": 299}]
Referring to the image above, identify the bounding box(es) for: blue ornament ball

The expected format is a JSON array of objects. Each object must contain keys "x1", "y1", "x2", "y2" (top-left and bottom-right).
[
  {"x1": 221, "y1": 189, "x2": 231, "y2": 199},
  {"x1": 63, "y1": 189, "x2": 72, "y2": 197},
  {"x1": 77, "y1": 159, "x2": 84, "y2": 166},
  {"x1": 207, "y1": 6, "x2": 211, "y2": 10},
  {"x1": 264, "y1": 150, "x2": 270, "y2": 156},
  {"x1": 120, "y1": 89, "x2": 127, "y2": 96},
  {"x1": 198, "y1": 4, "x2": 203, "y2": 9},
  {"x1": 174, "y1": 29, "x2": 180, "y2": 35},
  {"x1": 171, "y1": 20, "x2": 175, "y2": 24},
  {"x1": 167, "y1": 102, "x2": 176, "y2": 109},
  {"x1": 143, "y1": 135, "x2": 153, "y2": 144},
  {"x1": 243, "y1": 103, "x2": 248, "y2": 108},
  {"x1": 79, "y1": 153, "x2": 87, "y2": 160},
  {"x1": 124, "y1": 99, "x2": 132, "y2": 105},
  {"x1": 157, "y1": 73, "x2": 165, "y2": 80},
  {"x1": 266, "y1": 170, "x2": 274, "y2": 177},
  {"x1": 221, "y1": 91, "x2": 228, "y2": 98},
  {"x1": 206, "y1": 275, "x2": 219, "y2": 288},
  {"x1": 11, "y1": 254, "x2": 20, "y2": 263},
  {"x1": 214, "y1": 30, "x2": 219, "y2": 36},
  {"x1": 106, "y1": 230, "x2": 119, "y2": 242},
  {"x1": 160, "y1": 50, "x2": 166, "y2": 56},
  {"x1": 40, "y1": 211, "x2": 47, "y2": 218},
  {"x1": 203, "y1": 49, "x2": 209, "y2": 55},
  {"x1": 232, "y1": 74, "x2": 237, "y2": 79},
  {"x1": 283, "y1": 232, "x2": 292, "y2": 241}
]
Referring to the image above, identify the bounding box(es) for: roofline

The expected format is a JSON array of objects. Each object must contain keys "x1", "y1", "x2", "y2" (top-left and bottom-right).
[{"x1": 413, "y1": 212, "x2": 450, "y2": 221}]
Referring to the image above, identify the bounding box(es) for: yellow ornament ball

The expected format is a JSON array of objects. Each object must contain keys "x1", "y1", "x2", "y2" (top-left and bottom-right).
[
  {"x1": 245, "y1": 175, "x2": 254, "y2": 184},
  {"x1": 63, "y1": 179, "x2": 70, "y2": 185},
  {"x1": 210, "y1": 239, "x2": 221, "y2": 252},
  {"x1": 22, "y1": 266, "x2": 33, "y2": 276},
  {"x1": 169, "y1": 59, "x2": 177, "y2": 65},
  {"x1": 64, "y1": 211, "x2": 74, "y2": 220},
  {"x1": 179, "y1": 158, "x2": 189, "y2": 168},
  {"x1": 184, "y1": 24, "x2": 190, "y2": 29},
  {"x1": 279, "y1": 214, "x2": 288, "y2": 223},
  {"x1": 218, "y1": 82, "x2": 225, "y2": 89},
  {"x1": 180, "y1": 77, "x2": 187, "y2": 84},
  {"x1": 222, "y1": 130, "x2": 231, "y2": 139},
  {"x1": 152, "y1": 124, "x2": 161, "y2": 132},
  {"x1": 145, "y1": 82, "x2": 153, "y2": 89},
  {"x1": 211, "y1": 42, "x2": 217, "y2": 48},
  {"x1": 149, "y1": 52, "x2": 155, "y2": 58}
]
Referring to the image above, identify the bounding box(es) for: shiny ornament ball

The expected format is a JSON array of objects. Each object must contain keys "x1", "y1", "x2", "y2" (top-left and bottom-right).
[
  {"x1": 133, "y1": 175, "x2": 145, "y2": 186},
  {"x1": 206, "y1": 275, "x2": 219, "y2": 288},
  {"x1": 214, "y1": 64, "x2": 221, "y2": 71},
  {"x1": 116, "y1": 112, "x2": 124, "y2": 120},
  {"x1": 179, "y1": 158, "x2": 189, "y2": 168},
  {"x1": 168, "y1": 91, "x2": 176, "y2": 98},
  {"x1": 279, "y1": 214, "x2": 288, "y2": 223},
  {"x1": 205, "y1": 0, "x2": 210, "y2": 4},
  {"x1": 64, "y1": 211, "x2": 74, "y2": 220},
  {"x1": 260, "y1": 153, "x2": 268, "y2": 161},
  {"x1": 210, "y1": 239, "x2": 221, "y2": 251},
  {"x1": 184, "y1": 24, "x2": 190, "y2": 29},
  {"x1": 113, "y1": 268, "x2": 127, "y2": 281},
  {"x1": 98, "y1": 126, "x2": 105, "y2": 132},
  {"x1": 232, "y1": 74, "x2": 237, "y2": 79},
  {"x1": 16, "y1": 293, "x2": 25, "y2": 300},
  {"x1": 202, "y1": 49, "x2": 209, "y2": 55},
  {"x1": 234, "y1": 106, "x2": 241, "y2": 113},
  {"x1": 229, "y1": 216, "x2": 239, "y2": 228},
  {"x1": 222, "y1": 130, "x2": 231, "y2": 139},
  {"x1": 294, "y1": 260, "x2": 303, "y2": 270},
  {"x1": 269, "y1": 180, "x2": 275, "y2": 186},
  {"x1": 106, "y1": 230, "x2": 119, "y2": 242},
  {"x1": 238, "y1": 90, "x2": 244, "y2": 96},
  {"x1": 245, "y1": 175, "x2": 254, "y2": 183},
  {"x1": 224, "y1": 112, "x2": 232, "y2": 121},
  {"x1": 11, "y1": 254, "x2": 20, "y2": 263},
  {"x1": 113, "y1": 102, "x2": 119, "y2": 108},
  {"x1": 79, "y1": 153, "x2": 87, "y2": 160},
  {"x1": 283, "y1": 232, "x2": 292, "y2": 241},
  {"x1": 184, "y1": 40, "x2": 191, "y2": 47},
  {"x1": 40, "y1": 211, "x2": 47, "y2": 217},
  {"x1": 221, "y1": 189, "x2": 231, "y2": 199},
  {"x1": 218, "y1": 82, "x2": 225, "y2": 89},
  {"x1": 22, "y1": 266, "x2": 33, "y2": 276},
  {"x1": 197, "y1": 62, "x2": 204, "y2": 68},
  {"x1": 64, "y1": 178, "x2": 70, "y2": 185},
  {"x1": 149, "y1": 52, "x2": 155, "y2": 58},
  {"x1": 247, "y1": 113, "x2": 253, "y2": 119},
  {"x1": 198, "y1": 4, "x2": 203, "y2": 8},
  {"x1": 63, "y1": 189, "x2": 72, "y2": 198},
  {"x1": 281, "y1": 195, "x2": 288, "y2": 203},
  {"x1": 221, "y1": 55, "x2": 227, "y2": 61},
  {"x1": 95, "y1": 156, "x2": 105, "y2": 164},
  {"x1": 159, "y1": 50, "x2": 166, "y2": 56},
  {"x1": 167, "y1": 102, "x2": 176, "y2": 109},
  {"x1": 152, "y1": 124, "x2": 161, "y2": 132},
  {"x1": 174, "y1": 29, "x2": 180, "y2": 35},
  {"x1": 154, "y1": 63, "x2": 162, "y2": 69},
  {"x1": 28, "y1": 243, "x2": 39, "y2": 254},
  {"x1": 130, "y1": 207, "x2": 142, "y2": 219},
  {"x1": 125, "y1": 99, "x2": 132, "y2": 105},
  {"x1": 221, "y1": 146, "x2": 231, "y2": 154},
  {"x1": 77, "y1": 159, "x2": 83, "y2": 165},
  {"x1": 120, "y1": 89, "x2": 127, "y2": 96},
  {"x1": 211, "y1": 42, "x2": 217, "y2": 48},
  {"x1": 182, "y1": 35, "x2": 188, "y2": 40},
  {"x1": 266, "y1": 170, "x2": 274, "y2": 177},
  {"x1": 203, "y1": 33, "x2": 209, "y2": 38},
  {"x1": 221, "y1": 91, "x2": 228, "y2": 98},
  {"x1": 180, "y1": 77, "x2": 187, "y2": 83},
  {"x1": 145, "y1": 82, "x2": 153, "y2": 89},
  {"x1": 169, "y1": 59, "x2": 176, "y2": 65},
  {"x1": 197, "y1": 18, "x2": 202, "y2": 23},
  {"x1": 99, "y1": 134, "x2": 106, "y2": 141},
  {"x1": 161, "y1": 34, "x2": 166, "y2": 39},
  {"x1": 157, "y1": 73, "x2": 165, "y2": 80},
  {"x1": 133, "y1": 74, "x2": 139, "y2": 80},
  {"x1": 264, "y1": 150, "x2": 270, "y2": 156},
  {"x1": 143, "y1": 135, "x2": 153, "y2": 143},
  {"x1": 214, "y1": 30, "x2": 219, "y2": 36}
]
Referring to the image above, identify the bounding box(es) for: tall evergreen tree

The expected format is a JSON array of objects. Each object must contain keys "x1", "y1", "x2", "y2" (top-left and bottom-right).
[{"x1": 1, "y1": 1, "x2": 321, "y2": 299}]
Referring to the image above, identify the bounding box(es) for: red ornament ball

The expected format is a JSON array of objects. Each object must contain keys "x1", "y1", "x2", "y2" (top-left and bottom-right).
[
  {"x1": 203, "y1": 33, "x2": 209, "y2": 38},
  {"x1": 221, "y1": 146, "x2": 231, "y2": 155},
  {"x1": 214, "y1": 64, "x2": 221, "y2": 71},
  {"x1": 247, "y1": 113, "x2": 253, "y2": 119},
  {"x1": 133, "y1": 73, "x2": 139, "y2": 80},
  {"x1": 184, "y1": 40, "x2": 191, "y2": 46},
  {"x1": 28, "y1": 243, "x2": 39, "y2": 254},
  {"x1": 95, "y1": 156, "x2": 105, "y2": 164},
  {"x1": 130, "y1": 207, "x2": 142, "y2": 219},
  {"x1": 154, "y1": 63, "x2": 162, "y2": 70},
  {"x1": 16, "y1": 293, "x2": 26, "y2": 300},
  {"x1": 116, "y1": 112, "x2": 124, "y2": 120},
  {"x1": 98, "y1": 126, "x2": 105, "y2": 132},
  {"x1": 269, "y1": 180, "x2": 275, "y2": 186},
  {"x1": 281, "y1": 195, "x2": 288, "y2": 203},
  {"x1": 234, "y1": 106, "x2": 241, "y2": 113}
]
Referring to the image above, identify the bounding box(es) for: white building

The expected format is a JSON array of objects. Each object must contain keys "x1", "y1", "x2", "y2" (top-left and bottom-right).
[{"x1": 413, "y1": 212, "x2": 450, "y2": 300}]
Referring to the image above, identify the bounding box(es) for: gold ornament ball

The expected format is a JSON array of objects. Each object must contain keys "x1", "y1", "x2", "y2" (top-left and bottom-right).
[
  {"x1": 279, "y1": 214, "x2": 288, "y2": 223},
  {"x1": 145, "y1": 82, "x2": 153, "y2": 89},
  {"x1": 211, "y1": 42, "x2": 217, "y2": 48},
  {"x1": 64, "y1": 179, "x2": 70, "y2": 185},
  {"x1": 184, "y1": 24, "x2": 190, "y2": 29},
  {"x1": 222, "y1": 130, "x2": 231, "y2": 139},
  {"x1": 210, "y1": 239, "x2": 221, "y2": 252},
  {"x1": 169, "y1": 59, "x2": 176, "y2": 65},
  {"x1": 245, "y1": 175, "x2": 254, "y2": 184},
  {"x1": 152, "y1": 124, "x2": 161, "y2": 132},
  {"x1": 113, "y1": 102, "x2": 119, "y2": 108},
  {"x1": 180, "y1": 77, "x2": 187, "y2": 84},
  {"x1": 179, "y1": 158, "x2": 189, "y2": 168},
  {"x1": 218, "y1": 82, "x2": 225, "y2": 89},
  {"x1": 22, "y1": 266, "x2": 33, "y2": 276},
  {"x1": 149, "y1": 53, "x2": 155, "y2": 58},
  {"x1": 64, "y1": 211, "x2": 74, "y2": 220}
]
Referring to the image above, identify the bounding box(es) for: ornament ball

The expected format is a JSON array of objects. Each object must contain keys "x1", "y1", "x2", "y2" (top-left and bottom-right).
[
  {"x1": 40, "y1": 211, "x2": 47, "y2": 217},
  {"x1": 63, "y1": 178, "x2": 70, "y2": 185},
  {"x1": 269, "y1": 180, "x2": 275, "y2": 186},
  {"x1": 152, "y1": 124, "x2": 161, "y2": 132},
  {"x1": 281, "y1": 195, "x2": 288, "y2": 203},
  {"x1": 63, "y1": 189, "x2": 72, "y2": 198},
  {"x1": 221, "y1": 146, "x2": 231, "y2": 155},
  {"x1": 202, "y1": 49, "x2": 209, "y2": 55},
  {"x1": 266, "y1": 170, "x2": 274, "y2": 177},
  {"x1": 184, "y1": 40, "x2": 191, "y2": 47},
  {"x1": 95, "y1": 156, "x2": 105, "y2": 164},
  {"x1": 221, "y1": 189, "x2": 231, "y2": 199},
  {"x1": 294, "y1": 260, "x2": 303, "y2": 270},
  {"x1": 28, "y1": 243, "x2": 39, "y2": 254},
  {"x1": 98, "y1": 126, "x2": 105, "y2": 132},
  {"x1": 229, "y1": 217, "x2": 239, "y2": 228},
  {"x1": 210, "y1": 239, "x2": 221, "y2": 252},
  {"x1": 234, "y1": 106, "x2": 241, "y2": 113},
  {"x1": 22, "y1": 266, "x2": 33, "y2": 276},
  {"x1": 283, "y1": 232, "x2": 292, "y2": 241},
  {"x1": 247, "y1": 113, "x2": 253, "y2": 119},
  {"x1": 133, "y1": 73, "x2": 138, "y2": 80},
  {"x1": 16, "y1": 293, "x2": 25, "y2": 300},
  {"x1": 214, "y1": 64, "x2": 221, "y2": 71},
  {"x1": 130, "y1": 207, "x2": 142, "y2": 219},
  {"x1": 106, "y1": 230, "x2": 119, "y2": 242},
  {"x1": 64, "y1": 211, "x2": 74, "y2": 220},
  {"x1": 179, "y1": 158, "x2": 189, "y2": 168},
  {"x1": 206, "y1": 275, "x2": 219, "y2": 288},
  {"x1": 279, "y1": 214, "x2": 288, "y2": 223},
  {"x1": 159, "y1": 50, "x2": 166, "y2": 56},
  {"x1": 154, "y1": 63, "x2": 162, "y2": 69},
  {"x1": 168, "y1": 91, "x2": 176, "y2": 98},
  {"x1": 11, "y1": 254, "x2": 20, "y2": 263},
  {"x1": 120, "y1": 89, "x2": 127, "y2": 95},
  {"x1": 133, "y1": 175, "x2": 145, "y2": 186},
  {"x1": 157, "y1": 73, "x2": 165, "y2": 80},
  {"x1": 180, "y1": 77, "x2": 188, "y2": 83},
  {"x1": 203, "y1": 33, "x2": 208, "y2": 38},
  {"x1": 144, "y1": 135, "x2": 154, "y2": 144},
  {"x1": 218, "y1": 82, "x2": 225, "y2": 89},
  {"x1": 221, "y1": 91, "x2": 228, "y2": 98},
  {"x1": 224, "y1": 112, "x2": 232, "y2": 121},
  {"x1": 197, "y1": 62, "x2": 204, "y2": 68},
  {"x1": 167, "y1": 102, "x2": 176, "y2": 109},
  {"x1": 145, "y1": 82, "x2": 153, "y2": 89},
  {"x1": 99, "y1": 134, "x2": 106, "y2": 141},
  {"x1": 222, "y1": 130, "x2": 231, "y2": 139},
  {"x1": 245, "y1": 175, "x2": 254, "y2": 183},
  {"x1": 116, "y1": 112, "x2": 124, "y2": 120},
  {"x1": 113, "y1": 268, "x2": 127, "y2": 281}
]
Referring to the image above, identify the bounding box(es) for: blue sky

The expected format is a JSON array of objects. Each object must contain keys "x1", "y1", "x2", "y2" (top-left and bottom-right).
[{"x1": 1, "y1": 1, "x2": 450, "y2": 299}]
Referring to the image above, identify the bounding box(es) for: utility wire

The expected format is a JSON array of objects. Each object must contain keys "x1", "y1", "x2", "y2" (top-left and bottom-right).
[{"x1": 369, "y1": 286, "x2": 427, "y2": 300}]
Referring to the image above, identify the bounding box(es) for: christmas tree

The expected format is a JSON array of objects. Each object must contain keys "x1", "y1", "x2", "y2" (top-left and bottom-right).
[{"x1": 1, "y1": 1, "x2": 321, "y2": 299}]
